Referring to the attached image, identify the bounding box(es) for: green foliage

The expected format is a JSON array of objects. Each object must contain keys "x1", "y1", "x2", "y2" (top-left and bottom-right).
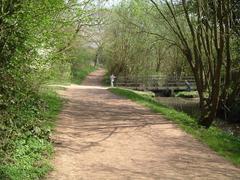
[
  {"x1": 0, "y1": 137, "x2": 53, "y2": 180},
  {"x1": 175, "y1": 91, "x2": 199, "y2": 98},
  {"x1": 46, "y1": 63, "x2": 72, "y2": 85},
  {"x1": 103, "y1": 1, "x2": 191, "y2": 77},
  {"x1": 72, "y1": 66, "x2": 96, "y2": 84},
  {"x1": 0, "y1": 90, "x2": 62, "y2": 180},
  {"x1": 0, "y1": 0, "x2": 98, "y2": 179},
  {"x1": 103, "y1": 0, "x2": 240, "y2": 127},
  {"x1": 69, "y1": 48, "x2": 96, "y2": 84},
  {"x1": 110, "y1": 88, "x2": 240, "y2": 166}
]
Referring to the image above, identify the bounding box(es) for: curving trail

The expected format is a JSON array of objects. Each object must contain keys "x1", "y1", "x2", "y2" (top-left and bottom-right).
[{"x1": 47, "y1": 69, "x2": 240, "y2": 180}]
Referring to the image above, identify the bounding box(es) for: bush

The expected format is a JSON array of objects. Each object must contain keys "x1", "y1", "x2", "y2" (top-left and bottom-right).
[
  {"x1": 70, "y1": 48, "x2": 96, "y2": 84},
  {"x1": 0, "y1": 90, "x2": 62, "y2": 179}
]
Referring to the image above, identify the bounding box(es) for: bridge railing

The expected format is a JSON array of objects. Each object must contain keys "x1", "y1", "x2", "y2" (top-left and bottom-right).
[{"x1": 114, "y1": 75, "x2": 196, "y2": 90}]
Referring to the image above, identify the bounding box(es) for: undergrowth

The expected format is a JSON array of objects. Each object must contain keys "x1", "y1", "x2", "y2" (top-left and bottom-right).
[
  {"x1": 0, "y1": 91, "x2": 62, "y2": 180},
  {"x1": 71, "y1": 65, "x2": 96, "y2": 84},
  {"x1": 175, "y1": 91, "x2": 199, "y2": 98},
  {"x1": 109, "y1": 87, "x2": 240, "y2": 166}
]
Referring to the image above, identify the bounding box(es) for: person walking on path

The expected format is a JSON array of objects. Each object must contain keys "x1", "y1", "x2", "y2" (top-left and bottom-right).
[{"x1": 110, "y1": 74, "x2": 116, "y2": 87}]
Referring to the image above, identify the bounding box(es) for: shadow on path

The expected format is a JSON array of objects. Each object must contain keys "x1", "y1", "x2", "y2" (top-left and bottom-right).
[{"x1": 47, "y1": 69, "x2": 240, "y2": 180}]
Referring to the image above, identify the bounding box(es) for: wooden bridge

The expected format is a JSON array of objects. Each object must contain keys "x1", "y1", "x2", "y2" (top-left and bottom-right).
[{"x1": 114, "y1": 75, "x2": 196, "y2": 92}]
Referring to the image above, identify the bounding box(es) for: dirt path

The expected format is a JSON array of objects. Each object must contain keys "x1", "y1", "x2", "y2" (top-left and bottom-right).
[{"x1": 47, "y1": 69, "x2": 240, "y2": 180}]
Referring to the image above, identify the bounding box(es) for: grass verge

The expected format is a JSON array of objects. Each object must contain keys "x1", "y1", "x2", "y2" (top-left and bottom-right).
[
  {"x1": 0, "y1": 91, "x2": 63, "y2": 180},
  {"x1": 71, "y1": 66, "x2": 96, "y2": 84},
  {"x1": 109, "y1": 87, "x2": 240, "y2": 166},
  {"x1": 175, "y1": 91, "x2": 199, "y2": 98}
]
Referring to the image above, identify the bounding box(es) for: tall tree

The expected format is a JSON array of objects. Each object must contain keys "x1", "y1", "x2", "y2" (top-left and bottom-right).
[{"x1": 148, "y1": 0, "x2": 238, "y2": 127}]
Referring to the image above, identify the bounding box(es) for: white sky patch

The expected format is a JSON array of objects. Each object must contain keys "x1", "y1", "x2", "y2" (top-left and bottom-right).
[
  {"x1": 105, "y1": 0, "x2": 121, "y2": 7},
  {"x1": 76, "y1": 0, "x2": 120, "y2": 7}
]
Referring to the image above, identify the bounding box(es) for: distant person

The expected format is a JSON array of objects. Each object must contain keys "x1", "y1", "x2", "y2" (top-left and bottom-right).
[
  {"x1": 110, "y1": 74, "x2": 116, "y2": 87},
  {"x1": 185, "y1": 80, "x2": 191, "y2": 91}
]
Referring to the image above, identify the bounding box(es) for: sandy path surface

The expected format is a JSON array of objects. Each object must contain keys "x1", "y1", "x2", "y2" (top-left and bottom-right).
[{"x1": 47, "y1": 69, "x2": 240, "y2": 180}]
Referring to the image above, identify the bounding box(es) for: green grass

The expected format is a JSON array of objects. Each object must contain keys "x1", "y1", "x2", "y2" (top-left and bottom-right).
[
  {"x1": 109, "y1": 87, "x2": 240, "y2": 166},
  {"x1": 175, "y1": 91, "x2": 199, "y2": 98},
  {"x1": 71, "y1": 66, "x2": 96, "y2": 84},
  {"x1": 0, "y1": 91, "x2": 63, "y2": 180},
  {"x1": 130, "y1": 90, "x2": 155, "y2": 98}
]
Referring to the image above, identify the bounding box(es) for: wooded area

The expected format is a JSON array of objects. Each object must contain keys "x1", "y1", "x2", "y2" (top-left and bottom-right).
[
  {"x1": 0, "y1": 1, "x2": 101, "y2": 178},
  {"x1": 103, "y1": 0, "x2": 240, "y2": 128},
  {"x1": 0, "y1": 0, "x2": 240, "y2": 179}
]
